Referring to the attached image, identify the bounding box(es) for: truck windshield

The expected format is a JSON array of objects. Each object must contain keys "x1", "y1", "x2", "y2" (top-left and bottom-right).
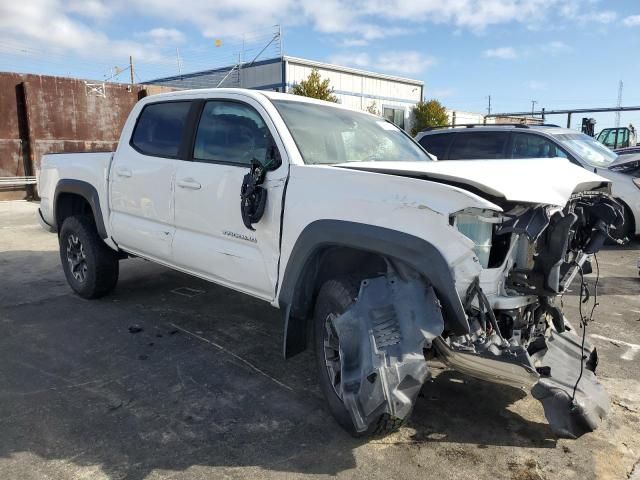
[
  {"x1": 272, "y1": 100, "x2": 431, "y2": 165},
  {"x1": 555, "y1": 133, "x2": 618, "y2": 168}
]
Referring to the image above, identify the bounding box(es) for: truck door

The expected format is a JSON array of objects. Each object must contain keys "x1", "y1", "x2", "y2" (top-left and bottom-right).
[
  {"x1": 172, "y1": 97, "x2": 288, "y2": 301},
  {"x1": 109, "y1": 100, "x2": 192, "y2": 261}
]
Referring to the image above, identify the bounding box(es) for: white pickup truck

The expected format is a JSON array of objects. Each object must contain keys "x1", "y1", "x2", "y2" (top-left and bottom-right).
[{"x1": 37, "y1": 88, "x2": 623, "y2": 439}]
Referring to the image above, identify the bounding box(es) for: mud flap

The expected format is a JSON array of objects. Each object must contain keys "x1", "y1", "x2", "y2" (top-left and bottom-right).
[
  {"x1": 530, "y1": 330, "x2": 609, "y2": 438},
  {"x1": 331, "y1": 275, "x2": 445, "y2": 432}
]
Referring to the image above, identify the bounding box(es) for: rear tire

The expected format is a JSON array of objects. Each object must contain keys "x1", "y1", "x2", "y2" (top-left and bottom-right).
[
  {"x1": 59, "y1": 215, "x2": 119, "y2": 299},
  {"x1": 313, "y1": 278, "x2": 407, "y2": 437}
]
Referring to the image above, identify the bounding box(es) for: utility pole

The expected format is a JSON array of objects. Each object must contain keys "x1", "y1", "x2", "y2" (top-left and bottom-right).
[
  {"x1": 615, "y1": 80, "x2": 623, "y2": 128},
  {"x1": 176, "y1": 48, "x2": 182, "y2": 75},
  {"x1": 487, "y1": 95, "x2": 491, "y2": 115},
  {"x1": 129, "y1": 56, "x2": 134, "y2": 85},
  {"x1": 531, "y1": 100, "x2": 538, "y2": 116}
]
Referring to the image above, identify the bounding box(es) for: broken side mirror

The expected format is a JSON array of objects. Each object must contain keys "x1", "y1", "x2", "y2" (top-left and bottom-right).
[
  {"x1": 263, "y1": 139, "x2": 282, "y2": 171},
  {"x1": 239, "y1": 138, "x2": 282, "y2": 230},
  {"x1": 240, "y1": 159, "x2": 267, "y2": 231}
]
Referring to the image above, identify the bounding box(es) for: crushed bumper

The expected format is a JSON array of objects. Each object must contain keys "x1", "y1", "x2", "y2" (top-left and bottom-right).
[
  {"x1": 436, "y1": 328, "x2": 608, "y2": 439},
  {"x1": 530, "y1": 329, "x2": 608, "y2": 438}
]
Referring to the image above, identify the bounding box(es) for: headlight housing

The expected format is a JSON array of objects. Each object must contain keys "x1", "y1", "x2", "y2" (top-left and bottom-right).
[{"x1": 450, "y1": 209, "x2": 502, "y2": 268}]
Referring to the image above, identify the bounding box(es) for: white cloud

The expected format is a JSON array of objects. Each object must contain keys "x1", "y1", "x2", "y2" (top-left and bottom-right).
[
  {"x1": 360, "y1": 0, "x2": 557, "y2": 31},
  {"x1": 377, "y1": 51, "x2": 435, "y2": 75},
  {"x1": 66, "y1": 0, "x2": 111, "y2": 19},
  {"x1": 623, "y1": 15, "x2": 640, "y2": 27},
  {"x1": 577, "y1": 10, "x2": 617, "y2": 24},
  {"x1": 0, "y1": 0, "x2": 625, "y2": 76},
  {"x1": 483, "y1": 47, "x2": 518, "y2": 59},
  {"x1": 137, "y1": 28, "x2": 185, "y2": 44},
  {"x1": 0, "y1": 0, "x2": 152, "y2": 62},
  {"x1": 483, "y1": 41, "x2": 571, "y2": 60},
  {"x1": 328, "y1": 51, "x2": 434, "y2": 75},
  {"x1": 341, "y1": 38, "x2": 369, "y2": 47},
  {"x1": 541, "y1": 40, "x2": 572, "y2": 54},
  {"x1": 528, "y1": 80, "x2": 546, "y2": 90},
  {"x1": 559, "y1": 3, "x2": 617, "y2": 24},
  {"x1": 58, "y1": 0, "x2": 626, "y2": 49}
]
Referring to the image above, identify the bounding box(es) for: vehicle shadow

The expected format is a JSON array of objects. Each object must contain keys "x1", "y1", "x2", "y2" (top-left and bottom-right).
[
  {"x1": 0, "y1": 250, "x2": 557, "y2": 479},
  {"x1": 599, "y1": 239, "x2": 640, "y2": 252},
  {"x1": 562, "y1": 275, "x2": 639, "y2": 297},
  {"x1": 409, "y1": 369, "x2": 556, "y2": 449}
]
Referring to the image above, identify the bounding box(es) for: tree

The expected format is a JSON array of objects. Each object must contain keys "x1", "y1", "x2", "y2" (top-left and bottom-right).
[
  {"x1": 365, "y1": 101, "x2": 379, "y2": 116},
  {"x1": 410, "y1": 99, "x2": 448, "y2": 136},
  {"x1": 290, "y1": 68, "x2": 338, "y2": 102}
]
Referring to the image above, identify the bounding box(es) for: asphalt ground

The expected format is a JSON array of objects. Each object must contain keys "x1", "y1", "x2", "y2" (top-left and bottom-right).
[{"x1": 1, "y1": 200, "x2": 639, "y2": 480}]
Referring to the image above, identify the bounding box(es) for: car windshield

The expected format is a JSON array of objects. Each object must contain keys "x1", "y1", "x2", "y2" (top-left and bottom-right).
[
  {"x1": 555, "y1": 133, "x2": 618, "y2": 168},
  {"x1": 272, "y1": 100, "x2": 431, "y2": 165}
]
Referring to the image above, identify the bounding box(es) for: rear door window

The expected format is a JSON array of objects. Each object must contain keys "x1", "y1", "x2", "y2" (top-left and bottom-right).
[
  {"x1": 131, "y1": 101, "x2": 191, "y2": 158},
  {"x1": 448, "y1": 132, "x2": 509, "y2": 159},
  {"x1": 418, "y1": 134, "x2": 453, "y2": 159},
  {"x1": 511, "y1": 133, "x2": 568, "y2": 158}
]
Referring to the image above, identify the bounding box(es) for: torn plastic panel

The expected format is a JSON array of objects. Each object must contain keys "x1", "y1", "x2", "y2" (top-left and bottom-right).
[
  {"x1": 435, "y1": 327, "x2": 608, "y2": 439},
  {"x1": 571, "y1": 192, "x2": 626, "y2": 253},
  {"x1": 530, "y1": 329, "x2": 608, "y2": 439},
  {"x1": 331, "y1": 274, "x2": 444, "y2": 432},
  {"x1": 505, "y1": 192, "x2": 624, "y2": 296},
  {"x1": 495, "y1": 205, "x2": 551, "y2": 241}
]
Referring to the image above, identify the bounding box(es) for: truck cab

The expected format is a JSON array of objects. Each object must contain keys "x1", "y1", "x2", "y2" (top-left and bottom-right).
[{"x1": 596, "y1": 126, "x2": 637, "y2": 150}]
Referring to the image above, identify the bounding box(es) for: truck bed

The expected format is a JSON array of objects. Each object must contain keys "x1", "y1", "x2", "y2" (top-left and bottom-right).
[{"x1": 37, "y1": 152, "x2": 114, "y2": 229}]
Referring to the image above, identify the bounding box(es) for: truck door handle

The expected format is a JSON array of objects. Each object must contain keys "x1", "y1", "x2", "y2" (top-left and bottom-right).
[
  {"x1": 115, "y1": 167, "x2": 132, "y2": 178},
  {"x1": 177, "y1": 178, "x2": 201, "y2": 190}
]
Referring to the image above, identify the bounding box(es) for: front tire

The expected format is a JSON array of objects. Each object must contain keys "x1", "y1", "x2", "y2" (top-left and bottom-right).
[
  {"x1": 59, "y1": 215, "x2": 119, "y2": 299},
  {"x1": 313, "y1": 278, "x2": 407, "y2": 437}
]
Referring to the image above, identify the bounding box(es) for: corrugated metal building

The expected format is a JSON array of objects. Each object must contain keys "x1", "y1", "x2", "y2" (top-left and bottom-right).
[{"x1": 145, "y1": 56, "x2": 424, "y2": 131}]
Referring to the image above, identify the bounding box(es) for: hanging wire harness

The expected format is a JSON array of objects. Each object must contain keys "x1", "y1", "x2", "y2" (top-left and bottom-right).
[{"x1": 571, "y1": 253, "x2": 600, "y2": 404}]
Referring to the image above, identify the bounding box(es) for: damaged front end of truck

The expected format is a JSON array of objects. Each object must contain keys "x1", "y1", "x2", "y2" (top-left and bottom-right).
[{"x1": 325, "y1": 186, "x2": 623, "y2": 439}]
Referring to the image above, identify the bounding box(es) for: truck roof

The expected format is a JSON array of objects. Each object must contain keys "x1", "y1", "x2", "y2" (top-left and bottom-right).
[{"x1": 138, "y1": 87, "x2": 369, "y2": 114}]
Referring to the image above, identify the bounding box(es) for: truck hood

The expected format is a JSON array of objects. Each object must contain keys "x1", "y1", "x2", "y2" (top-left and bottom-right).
[
  {"x1": 608, "y1": 153, "x2": 640, "y2": 172},
  {"x1": 336, "y1": 158, "x2": 609, "y2": 207}
]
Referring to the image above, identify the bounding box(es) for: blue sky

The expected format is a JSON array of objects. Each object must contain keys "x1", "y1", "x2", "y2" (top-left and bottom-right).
[{"x1": 2, "y1": 0, "x2": 640, "y2": 129}]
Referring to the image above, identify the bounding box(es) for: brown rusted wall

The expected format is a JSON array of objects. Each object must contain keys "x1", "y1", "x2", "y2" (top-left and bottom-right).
[
  {"x1": 0, "y1": 72, "x2": 175, "y2": 200},
  {"x1": 0, "y1": 74, "x2": 24, "y2": 183}
]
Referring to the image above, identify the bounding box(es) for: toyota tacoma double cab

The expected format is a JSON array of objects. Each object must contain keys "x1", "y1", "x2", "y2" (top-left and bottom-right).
[{"x1": 37, "y1": 89, "x2": 623, "y2": 439}]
